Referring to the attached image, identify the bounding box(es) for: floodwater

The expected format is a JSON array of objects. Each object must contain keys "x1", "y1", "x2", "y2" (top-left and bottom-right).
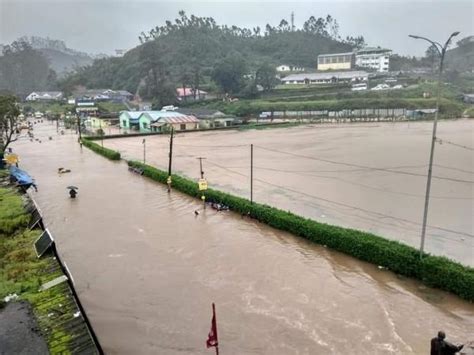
[
  {"x1": 13, "y1": 122, "x2": 474, "y2": 354},
  {"x1": 105, "y1": 120, "x2": 474, "y2": 266}
]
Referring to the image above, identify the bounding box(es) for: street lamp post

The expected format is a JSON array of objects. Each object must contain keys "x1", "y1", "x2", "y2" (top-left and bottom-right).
[{"x1": 409, "y1": 31, "x2": 460, "y2": 258}]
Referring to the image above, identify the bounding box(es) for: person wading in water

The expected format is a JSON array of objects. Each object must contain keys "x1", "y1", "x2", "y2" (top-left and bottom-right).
[{"x1": 431, "y1": 331, "x2": 464, "y2": 355}]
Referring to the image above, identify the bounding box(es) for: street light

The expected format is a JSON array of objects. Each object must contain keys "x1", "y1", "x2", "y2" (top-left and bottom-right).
[{"x1": 409, "y1": 31, "x2": 460, "y2": 258}]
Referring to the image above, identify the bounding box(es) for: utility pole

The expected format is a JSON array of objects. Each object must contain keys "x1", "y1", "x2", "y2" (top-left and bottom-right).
[
  {"x1": 100, "y1": 120, "x2": 104, "y2": 147},
  {"x1": 291, "y1": 12, "x2": 295, "y2": 32},
  {"x1": 77, "y1": 116, "x2": 82, "y2": 141},
  {"x1": 250, "y1": 144, "x2": 253, "y2": 204},
  {"x1": 167, "y1": 128, "x2": 174, "y2": 192},
  {"x1": 197, "y1": 157, "x2": 207, "y2": 208},
  {"x1": 142, "y1": 138, "x2": 146, "y2": 164},
  {"x1": 409, "y1": 31, "x2": 460, "y2": 258},
  {"x1": 197, "y1": 157, "x2": 206, "y2": 179}
]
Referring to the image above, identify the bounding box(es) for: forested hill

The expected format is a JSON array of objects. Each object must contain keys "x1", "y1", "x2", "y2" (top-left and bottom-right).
[{"x1": 60, "y1": 12, "x2": 364, "y2": 97}]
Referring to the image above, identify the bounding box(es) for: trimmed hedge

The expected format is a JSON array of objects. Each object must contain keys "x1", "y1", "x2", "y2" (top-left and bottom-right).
[
  {"x1": 128, "y1": 160, "x2": 474, "y2": 302},
  {"x1": 81, "y1": 138, "x2": 121, "y2": 160}
]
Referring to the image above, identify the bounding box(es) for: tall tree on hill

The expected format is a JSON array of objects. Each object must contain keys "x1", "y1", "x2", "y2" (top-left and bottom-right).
[
  {"x1": 140, "y1": 42, "x2": 176, "y2": 107},
  {"x1": 0, "y1": 41, "x2": 56, "y2": 97},
  {"x1": 256, "y1": 63, "x2": 279, "y2": 92},
  {"x1": 345, "y1": 35, "x2": 366, "y2": 50},
  {"x1": 0, "y1": 95, "x2": 20, "y2": 153},
  {"x1": 211, "y1": 55, "x2": 247, "y2": 94}
]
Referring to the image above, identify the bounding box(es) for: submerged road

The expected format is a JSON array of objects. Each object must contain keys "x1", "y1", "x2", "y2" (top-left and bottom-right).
[
  {"x1": 13, "y1": 122, "x2": 474, "y2": 354},
  {"x1": 106, "y1": 120, "x2": 474, "y2": 265}
]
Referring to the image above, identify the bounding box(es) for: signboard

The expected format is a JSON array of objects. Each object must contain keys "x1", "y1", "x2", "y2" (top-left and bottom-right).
[
  {"x1": 5, "y1": 154, "x2": 19, "y2": 164},
  {"x1": 198, "y1": 178, "x2": 208, "y2": 191},
  {"x1": 167, "y1": 176, "x2": 172, "y2": 184}
]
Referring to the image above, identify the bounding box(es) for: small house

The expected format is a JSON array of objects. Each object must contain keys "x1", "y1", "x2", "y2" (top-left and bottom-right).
[
  {"x1": 176, "y1": 88, "x2": 207, "y2": 102},
  {"x1": 26, "y1": 91, "x2": 63, "y2": 102},
  {"x1": 176, "y1": 108, "x2": 235, "y2": 128}
]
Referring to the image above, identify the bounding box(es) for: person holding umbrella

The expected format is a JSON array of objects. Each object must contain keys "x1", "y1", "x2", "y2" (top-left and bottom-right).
[{"x1": 67, "y1": 186, "x2": 78, "y2": 198}]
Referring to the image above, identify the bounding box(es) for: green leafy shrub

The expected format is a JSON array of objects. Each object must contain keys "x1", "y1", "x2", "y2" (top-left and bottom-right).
[{"x1": 81, "y1": 138, "x2": 121, "y2": 160}]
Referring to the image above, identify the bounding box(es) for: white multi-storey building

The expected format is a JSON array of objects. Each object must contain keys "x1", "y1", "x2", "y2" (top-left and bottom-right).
[{"x1": 355, "y1": 47, "x2": 391, "y2": 72}]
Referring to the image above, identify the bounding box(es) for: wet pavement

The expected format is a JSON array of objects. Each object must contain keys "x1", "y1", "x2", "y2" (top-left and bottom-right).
[{"x1": 12, "y1": 121, "x2": 474, "y2": 354}]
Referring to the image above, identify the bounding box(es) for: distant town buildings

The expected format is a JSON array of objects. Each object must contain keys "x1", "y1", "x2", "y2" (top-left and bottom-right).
[
  {"x1": 281, "y1": 71, "x2": 368, "y2": 85},
  {"x1": 317, "y1": 52, "x2": 355, "y2": 71},
  {"x1": 74, "y1": 89, "x2": 134, "y2": 103},
  {"x1": 25, "y1": 91, "x2": 63, "y2": 101},
  {"x1": 317, "y1": 47, "x2": 391, "y2": 72},
  {"x1": 276, "y1": 65, "x2": 305, "y2": 72},
  {"x1": 355, "y1": 47, "x2": 391, "y2": 72}
]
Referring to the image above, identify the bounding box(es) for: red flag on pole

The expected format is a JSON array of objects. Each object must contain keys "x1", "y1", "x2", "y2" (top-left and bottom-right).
[{"x1": 206, "y1": 303, "x2": 219, "y2": 352}]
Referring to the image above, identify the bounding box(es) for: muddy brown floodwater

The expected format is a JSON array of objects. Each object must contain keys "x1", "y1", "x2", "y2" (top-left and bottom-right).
[
  {"x1": 13, "y1": 122, "x2": 474, "y2": 354},
  {"x1": 106, "y1": 120, "x2": 474, "y2": 266}
]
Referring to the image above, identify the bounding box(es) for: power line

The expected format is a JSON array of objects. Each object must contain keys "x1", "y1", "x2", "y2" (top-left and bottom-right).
[
  {"x1": 174, "y1": 143, "x2": 248, "y2": 148},
  {"x1": 254, "y1": 145, "x2": 474, "y2": 184},
  {"x1": 204, "y1": 159, "x2": 474, "y2": 239},
  {"x1": 212, "y1": 164, "x2": 471, "y2": 200},
  {"x1": 434, "y1": 164, "x2": 474, "y2": 175},
  {"x1": 436, "y1": 138, "x2": 474, "y2": 151}
]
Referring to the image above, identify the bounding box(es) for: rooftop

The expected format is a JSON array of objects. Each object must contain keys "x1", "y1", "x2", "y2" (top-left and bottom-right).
[
  {"x1": 318, "y1": 52, "x2": 354, "y2": 57},
  {"x1": 357, "y1": 47, "x2": 391, "y2": 54}
]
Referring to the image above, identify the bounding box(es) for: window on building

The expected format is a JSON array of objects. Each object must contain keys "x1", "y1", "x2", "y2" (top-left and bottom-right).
[
  {"x1": 142, "y1": 122, "x2": 148, "y2": 129},
  {"x1": 180, "y1": 124, "x2": 186, "y2": 130},
  {"x1": 331, "y1": 57, "x2": 337, "y2": 63},
  {"x1": 122, "y1": 120, "x2": 127, "y2": 126}
]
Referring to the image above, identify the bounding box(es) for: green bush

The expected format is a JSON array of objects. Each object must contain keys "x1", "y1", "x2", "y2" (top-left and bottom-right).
[
  {"x1": 128, "y1": 160, "x2": 474, "y2": 302},
  {"x1": 81, "y1": 138, "x2": 121, "y2": 160}
]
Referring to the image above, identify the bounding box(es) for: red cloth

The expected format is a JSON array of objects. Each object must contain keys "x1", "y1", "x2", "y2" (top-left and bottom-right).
[{"x1": 206, "y1": 304, "x2": 218, "y2": 348}]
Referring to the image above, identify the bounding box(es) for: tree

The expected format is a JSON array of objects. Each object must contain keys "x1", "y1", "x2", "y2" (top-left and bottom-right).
[
  {"x1": 425, "y1": 44, "x2": 439, "y2": 73},
  {"x1": 256, "y1": 63, "x2": 278, "y2": 91},
  {"x1": 0, "y1": 95, "x2": 20, "y2": 153},
  {"x1": 345, "y1": 35, "x2": 366, "y2": 50},
  {"x1": 0, "y1": 41, "x2": 56, "y2": 97},
  {"x1": 139, "y1": 42, "x2": 176, "y2": 106},
  {"x1": 211, "y1": 56, "x2": 247, "y2": 94}
]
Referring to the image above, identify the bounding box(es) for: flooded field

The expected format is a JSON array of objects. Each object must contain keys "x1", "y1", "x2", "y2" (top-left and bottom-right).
[
  {"x1": 12, "y1": 121, "x2": 474, "y2": 354},
  {"x1": 105, "y1": 120, "x2": 474, "y2": 266}
]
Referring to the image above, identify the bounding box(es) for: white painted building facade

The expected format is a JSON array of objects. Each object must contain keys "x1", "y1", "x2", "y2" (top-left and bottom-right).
[{"x1": 355, "y1": 48, "x2": 391, "y2": 72}]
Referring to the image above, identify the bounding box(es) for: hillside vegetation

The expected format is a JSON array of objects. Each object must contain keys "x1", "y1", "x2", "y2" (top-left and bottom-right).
[{"x1": 59, "y1": 11, "x2": 363, "y2": 102}]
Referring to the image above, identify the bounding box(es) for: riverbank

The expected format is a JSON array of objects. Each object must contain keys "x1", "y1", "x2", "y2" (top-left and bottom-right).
[{"x1": 0, "y1": 181, "x2": 101, "y2": 354}]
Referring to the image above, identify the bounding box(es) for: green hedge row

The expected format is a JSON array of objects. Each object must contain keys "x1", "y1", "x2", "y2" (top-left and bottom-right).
[
  {"x1": 128, "y1": 160, "x2": 474, "y2": 302},
  {"x1": 81, "y1": 138, "x2": 121, "y2": 160}
]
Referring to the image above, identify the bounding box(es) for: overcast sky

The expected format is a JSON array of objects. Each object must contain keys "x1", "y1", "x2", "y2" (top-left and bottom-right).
[{"x1": 1, "y1": 0, "x2": 472, "y2": 56}]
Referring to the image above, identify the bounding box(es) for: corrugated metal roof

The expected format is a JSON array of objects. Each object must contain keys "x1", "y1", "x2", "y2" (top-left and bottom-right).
[
  {"x1": 160, "y1": 115, "x2": 199, "y2": 123},
  {"x1": 121, "y1": 111, "x2": 146, "y2": 119},
  {"x1": 318, "y1": 52, "x2": 354, "y2": 57},
  {"x1": 282, "y1": 71, "x2": 368, "y2": 81}
]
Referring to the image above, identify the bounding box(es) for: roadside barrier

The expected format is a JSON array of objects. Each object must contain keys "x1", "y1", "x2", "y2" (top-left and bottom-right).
[{"x1": 28, "y1": 197, "x2": 104, "y2": 354}]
